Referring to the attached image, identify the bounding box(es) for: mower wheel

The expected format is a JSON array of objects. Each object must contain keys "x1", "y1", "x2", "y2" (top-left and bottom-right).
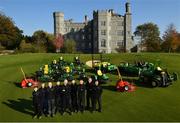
[
  {"x1": 27, "y1": 82, "x2": 32, "y2": 87},
  {"x1": 124, "y1": 85, "x2": 129, "y2": 91}
]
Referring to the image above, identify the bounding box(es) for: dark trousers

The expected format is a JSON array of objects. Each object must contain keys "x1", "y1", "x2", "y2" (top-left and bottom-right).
[
  {"x1": 86, "y1": 92, "x2": 93, "y2": 109},
  {"x1": 34, "y1": 103, "x2": 41, "y2": 117},
  {"x1": 55, "y1": 97, "x2": 61, "y2": 113},
  {"x1": 62, "y1": 96, "x2": 72, "y2": 113},
  {"x1": 40, "y1": 99, "x2": 48, "y2": 115},
  {"x1": 78, "y1": 96, "x2": 85, "y2": 112},
  {"x1": 48, "y1": 99, "x2": 55, "y2": 115},
  {"x1": 92, "y1": 96, "x2": 102, "y2": 111},
  {"x1": 71, "y1": 97, "x2": 78, "y2": 112}
]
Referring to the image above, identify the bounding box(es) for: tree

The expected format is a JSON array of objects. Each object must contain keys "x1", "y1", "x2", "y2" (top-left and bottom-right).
[
  {"x1": 19, "y1": 40, "x2": 35, "y2": 53},
  {"x1": 31, "y1": 30, "x2": 55, "y2": 53},
  {"x1": 54, "y1": 34, "x2": 64, "y2": 53},
  {"x1": 0, "y1": 12, "x2": 23, "y2": 50},
  {"x1": 161, "y1": 24, "x2": 180, "y2": 52},
  {"x1": 63, "y1": 39, "x2": 76, "y2": 53},
  {"x1": 46, "y1": 33, "x2": 56, "y2": 53},
  {"x1": 134, "y1": 22, "x2": 161, "y2": 52}
]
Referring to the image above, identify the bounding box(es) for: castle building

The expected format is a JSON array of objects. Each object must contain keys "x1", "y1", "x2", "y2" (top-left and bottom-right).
[{"x1": 53, "y1": 2, "x2": 133, "y2": 53}]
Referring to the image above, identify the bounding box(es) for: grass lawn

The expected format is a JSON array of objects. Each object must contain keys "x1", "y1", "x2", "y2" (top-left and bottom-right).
[{"x1": 0, "y1": 53, "x2": 180, "y2": 122}]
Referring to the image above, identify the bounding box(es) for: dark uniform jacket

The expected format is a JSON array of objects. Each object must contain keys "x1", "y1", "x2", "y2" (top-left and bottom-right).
[
  {"x1": 70, "y1": 83, "x2": 77, "y2": 97},
  {"x1": 92, "y1": 85, "x2": 103, "y2": 99},
  {"x1": 54, "y1": 85, "x2": 62, "y2": 99},
  {"x1": 77, "y1": 84, "x2": 86, "y2": 98},
  {"x1": 46, "y1": 87, "x2": 55, "y2": 100},
  {"x1": 86, "y1": 82, "x2": 94, "y2": 94},
  {"x1": 38, "y1": 87, "x2": 47, "y2": 102},
  {"x1": 32, "y1": 90, "x2": 41, "y2": 105},
  {"x1": 61, "y1": 85, "x2": 71, "y2": 98}
]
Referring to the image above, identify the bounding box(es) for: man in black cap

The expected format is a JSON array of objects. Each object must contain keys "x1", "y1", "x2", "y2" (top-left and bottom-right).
[
  {"x1": 32, "y1": 86, "x2": 42, "y2": 119},
  {"x1": 86, "y1": 77, "x2": 94, "y2": 111},
  {"x1": 77, "y1": 80, "x2": 86, "y2": 113},
  {"x1": 46, "y1": 82, "x2": 55, "y2": 117},
  {"x1": 92, "y1": 80, "x2": 103, "y2": 113},
  {"x1": 61, "y1": 79, "x2": 72, "y2": 115}
]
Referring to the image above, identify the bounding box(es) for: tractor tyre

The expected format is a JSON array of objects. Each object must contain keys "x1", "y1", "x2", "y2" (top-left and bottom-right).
[
  {"x1": 151, "y1": 81, "x2": 158, "y2": 87},
  {"x1": 151, "y1": 77, "x2": 161, "y2": 87}
]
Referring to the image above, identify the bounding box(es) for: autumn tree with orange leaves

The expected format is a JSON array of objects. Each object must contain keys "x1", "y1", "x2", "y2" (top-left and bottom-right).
[{"x1": 161, "y1": 24, "x2": 180, "y2": 52}]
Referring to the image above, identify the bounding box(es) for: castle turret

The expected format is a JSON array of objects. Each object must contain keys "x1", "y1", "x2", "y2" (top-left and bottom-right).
[
  {"x1": 125, "y1": 2, "x2": 131, "y2": 13},
  {"x1": 53, "y1": 12, "x2": 64, "y2": 36},
  {"x1": 124, "y1": 2, "x2": 133, "y2": 52}
]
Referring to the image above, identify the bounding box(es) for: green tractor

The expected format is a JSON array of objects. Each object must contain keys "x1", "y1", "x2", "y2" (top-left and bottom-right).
[
  {"x1": 139, "y1": 66, "x2": 177, "y2": 87},
  {"x1": 94, "y1": 61, "x2": 117, "y2": 72},
  {"x1": 118, "y1": 61, "x2": 178, "y2": 87}
]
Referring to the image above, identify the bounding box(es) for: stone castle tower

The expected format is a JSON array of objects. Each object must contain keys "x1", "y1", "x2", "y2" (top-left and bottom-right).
[{"x1": 53, "y1": 2, "x2": 133, "y2": 53}]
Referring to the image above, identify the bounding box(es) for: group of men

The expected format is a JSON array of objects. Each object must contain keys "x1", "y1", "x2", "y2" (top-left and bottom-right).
[{"x1": 32, "y1": 77, "x2": 103, "y2": 119}]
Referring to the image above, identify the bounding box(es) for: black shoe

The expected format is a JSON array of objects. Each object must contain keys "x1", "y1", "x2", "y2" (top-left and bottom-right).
[{"x1": 98, "y1": 109, "x2": 102, "y2": 112}]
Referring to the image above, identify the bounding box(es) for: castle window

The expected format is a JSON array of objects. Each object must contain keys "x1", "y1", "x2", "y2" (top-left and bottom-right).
[
  {"x1": 117, "y1": 21, "x2": 124, "y2": 26},
  {"x1": 101, "y1": 39, "x2": 106, "y2": 47},
  {"x1": 117, "y1": 41, "x2": 124, "y2": 46},
  {"x1": 101, "y1": 30, "x2": 106, "y2": 35},
  {"x1": 65, "y1": 28, "x2": 69, "y2": 32},
  {"x1": 89, "y1": 43, "x2": 91, "y2": 48},
  {"x1": 117, "y1": 30, "x2": 124, "y2": 35},
  {"x1": 82, "y1": 35, "x2": 85, "y2": 40},
  {"x1": 101, "y1": 21, "x2": 106, "y2": 26}
]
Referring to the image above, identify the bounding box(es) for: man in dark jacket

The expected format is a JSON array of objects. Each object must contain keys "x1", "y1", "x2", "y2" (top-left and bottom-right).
[
  {"x1": 54, "y1": 81, "x2": 62, "y2": 114},
  {"x1": 46, "y1": 82, "x2": 55, "y2": 117},
  {"x1": 70, "y1": 80, "x2": 78, "y2": 113},
  {"x1": 38, "y1": 83, "x2": 48, "y2": 117},
  {"x1": 61, "y1": 79, "x2": 72, "y2": 115},
  {"x1": 86, "y1": 77, "x2": 94, "y2": 110},
  {"x1": 92, "y1": 80, "x2": 103, "y2": 113},
  {"x1": 32, "y1": 86, "x2": 42, "y2": 119},
  {"x1": 77, "y1": 80, "x2": 86, "y2": 113}
]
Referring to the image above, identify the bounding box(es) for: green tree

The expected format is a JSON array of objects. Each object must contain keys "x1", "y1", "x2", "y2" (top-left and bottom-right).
[
  {"x1": 134, "y1": 22, "x2": 161, "y2": 52},
  {"x1": 19, "y1": 40, "x2": 35, "y2": 53},
  {"x1": 0, "y1": 12, "x2": 23, "y2": 50},
  {"x1": 31, "y1": 30, "x2": 55, "y2": 53},
  {"x1": 63, "y1": 39, "x2": 76, "y2": 53},
  {"x1": 46, "y1": 33, "x2": 56, "y2": 53}
]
